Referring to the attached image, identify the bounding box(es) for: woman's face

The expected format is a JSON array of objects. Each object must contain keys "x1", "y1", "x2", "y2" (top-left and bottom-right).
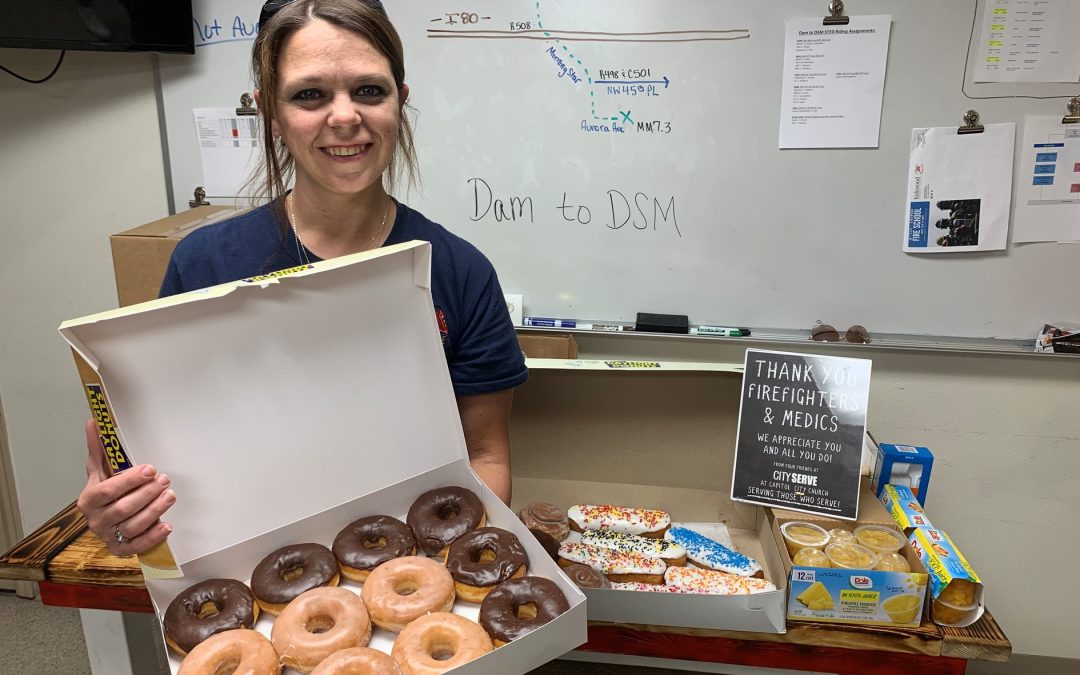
[{"x1": 271, "y1": 19, "x2": 407, "y2": 197}]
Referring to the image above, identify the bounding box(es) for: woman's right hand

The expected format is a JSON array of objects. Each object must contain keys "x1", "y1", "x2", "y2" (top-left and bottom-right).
[{"x1": 76, "y1": 418, "x2": 175, "y2": 556}]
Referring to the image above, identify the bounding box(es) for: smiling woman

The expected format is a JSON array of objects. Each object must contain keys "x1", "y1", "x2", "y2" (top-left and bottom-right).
[{"x1": 75, "y1": 0, "x2": 527, "y2": 557}]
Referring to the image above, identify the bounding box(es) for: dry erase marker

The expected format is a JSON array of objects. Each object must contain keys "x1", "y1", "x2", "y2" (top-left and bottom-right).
[
  {"x1": 692, "y1": 326, "x2": 751, "y2": 337},
  {"x1": 524, "y1": 317, "x2": 581, "y2": 328},
  {"x1": 524, "y1": 318, "x2": 628, "y2": 331}
]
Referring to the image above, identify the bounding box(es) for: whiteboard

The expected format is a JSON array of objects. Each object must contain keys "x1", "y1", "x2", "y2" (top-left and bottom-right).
[{"x1": 158, "y1": 0, "x2": 1079, "y2": 340}]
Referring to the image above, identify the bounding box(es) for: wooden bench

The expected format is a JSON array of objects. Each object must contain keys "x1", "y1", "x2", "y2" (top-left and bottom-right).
[{"x1": 1, "y1": 502, "x2": 1010, "y2": 674}]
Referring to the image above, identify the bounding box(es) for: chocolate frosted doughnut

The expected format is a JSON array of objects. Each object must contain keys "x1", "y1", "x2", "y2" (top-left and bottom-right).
[
  {"x1": 250, "y1": 543, "x2": 339, "y2": 615},
  {"x1": 479, "y1": 577, "x2": 570, "y2": 647},
  {"x1": 333, "y1": 515, "x2": 417, "y2": 582},
  {"x1": 406, "y1": 486, "x2": 485, "y2": 557},
  {"x1": 518, "y1": 502, "x2": 569, "y2": 541},
  {"x1": 446, "y1": 527, "x2": 528, "y2": 603},
  {"x1": 561, "y1": 562, "x2": 611, "y2": 589},
  {"x1": 528, "y1": 528, "x2": 561, "y2": 562},
  {"x1": 163, "y1": 578, "x2": 257, "y2": 655}
]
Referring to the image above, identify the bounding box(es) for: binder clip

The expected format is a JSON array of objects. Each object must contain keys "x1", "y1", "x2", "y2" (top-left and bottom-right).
[
  {"x1": 236, "y1": 92, "x2": 258, "y2": 116},
  {"x1": 1063, "y1": 97, "x2": 1080, "y2": 125},
  {"x1": 189, "y1": 186, "x2": 211, "y2": 208},
  {"x1": 957, "y1": 109, "x2": 984, "y2": 135},
  {"x1": 824, "y1": 0, "x2": 850, "y2": 26}
]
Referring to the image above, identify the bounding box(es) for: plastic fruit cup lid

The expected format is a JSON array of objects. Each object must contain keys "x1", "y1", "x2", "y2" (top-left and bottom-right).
[
  {"x1": 824, "y1": 542, "x2": 879, "y2": 570},
  {"x1": 781, "y1": 521, "x2": 830, "y2": 546},
  {"x1": 853, "y1": 524, "x2": 905, "y2": 552},
  {"x1": 933, "y1": 595, "x2": 979, "y2": 611}
]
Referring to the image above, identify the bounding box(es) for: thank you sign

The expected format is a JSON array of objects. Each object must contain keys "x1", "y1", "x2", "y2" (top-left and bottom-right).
[{"x1": 731, "y1": 349, "x2": 871, "y2": 519}]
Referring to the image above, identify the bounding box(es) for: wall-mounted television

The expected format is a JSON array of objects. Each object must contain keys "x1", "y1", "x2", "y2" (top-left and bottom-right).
[{"x1": 0, "y1": 1, "x2": 194, "y2": 54}]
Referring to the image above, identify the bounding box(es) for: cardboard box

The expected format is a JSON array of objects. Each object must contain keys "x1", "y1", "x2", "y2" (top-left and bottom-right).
[
  {"x1": 110, "y1": 205, "x2": 238, "y2": 306},
  {"x1": 517, "y1": 333, "x2": 578, "y2": 359},
  {"x1": 770, "y1": 482, "x2": 930, "y2": 627},
  {"x1": 909, "y1": 527, "x2": 985, "y2": 628},
  {"x1": 509, "y1": 361, "x2": 787, "y2": 633},
  {"x1": 870, "y1": 443, "x2": 934, "y2": 505},
  {"x1": 60, "y1": 242, "x2": 586, "y2": 673},
  {"x1": 880, "y1": 484, "x2": 934, "y2": 533}
]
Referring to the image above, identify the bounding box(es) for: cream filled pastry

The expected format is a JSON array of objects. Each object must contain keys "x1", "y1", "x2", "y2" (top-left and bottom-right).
[
  {"x1": 581, "y1": 529, "x2": 686, "y2": 566},
  {"x1": 611, "y1": 582, "x2": 686, "y2": 593},
  {"x1": 664, "y1": 566, "x2": 776, "y2": 595},
  {"x1": 567, "y1": 505, "x2": 670, "y2": 538},
  {"x1": 557, "y1": 541, "x2": 666, "y2": 584},
  {"x1": 664, "y1": 526, "x2": 762, "y2": 577}
]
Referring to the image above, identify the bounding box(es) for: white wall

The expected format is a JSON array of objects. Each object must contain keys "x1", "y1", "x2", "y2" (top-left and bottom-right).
[
  {"x1": 0, "y1": 48, "x2": 168, "y2": 532},
  {"x1": 0, "y1": 46, "x2": 1076, "y2": 663}
]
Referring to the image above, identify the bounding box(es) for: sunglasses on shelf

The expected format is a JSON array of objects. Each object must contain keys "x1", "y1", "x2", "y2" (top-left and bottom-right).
[
  {"x1": 809, "y1": 321, "x2": 872, "y2": 344},
  {"x1": 259, "y1": 0, "x2": 387, "y2": 27}
]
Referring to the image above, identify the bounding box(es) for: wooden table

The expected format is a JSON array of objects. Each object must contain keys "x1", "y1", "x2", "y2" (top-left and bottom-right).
[{"x1": 2, "y1": 503, "x2": 1011, "y2": 675}]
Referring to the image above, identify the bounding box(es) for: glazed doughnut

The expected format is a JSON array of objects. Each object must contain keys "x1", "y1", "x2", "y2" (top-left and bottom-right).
[
  {"x1": 251, "y1": 543, "x2": 340, "y2": 615},
  {"x1": 176, "y1": 628, "x2": 278, "y2": 675},
  {"x1": 517, "y1": 502, "x2": 569, "y2": 541},
  {"x1": 567, "y1": 504, "x2": 670, "y2": 538},
  {"x1": 164, "y1": 578, "x2": 258, "y2": 655},
  {"x1": 663, "y1": 566, "x2": 776, "y2": 595},
  {"x1": 478, "y1": 577, "x2": 570, "y2": 647},
  {"x1": 527, "y1": 528, "x2": 561, "y2": 562},
  {"x1": 310, "y1": 647, "x2": 401, "y2": 675},
  {"x1": 270, "y1": 586, "x2": 371, "y2": 673},
  {"x1": 333, "y1": 515, "x2": 417, "y2": 582},
  {"x1": 580, "y1": 529, "x2": 687, "y2": 566},
  {"x1": 445, "y1": 527, "x2": 528, "y2": 603},
  {"x1": 559, "y1": 562, "x2": 611, "y2": 589},
  {"x1": 664, "y1": 525, "x2": 763, "y2": 577},
  {"x1": 391, "y1": 612, "x2": 493, "y2": 675},
  {"x1": 406, "y1": 486, "x2": 485, "y2": 558},
  {"x1": 361, "y1": 556, "x2": 455, "y2": 633},
  {"x1": 557, "y1": 541, "x2": 666, "y2": 585}
]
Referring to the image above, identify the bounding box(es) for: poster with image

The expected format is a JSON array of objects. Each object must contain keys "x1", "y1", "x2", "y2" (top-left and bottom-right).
[
  {"x1": 904, "y1": 123, "x2": 1015, "y2": 253},
  {"x1": 731, "y1": 350, "x2": 871, "y2": 520}
]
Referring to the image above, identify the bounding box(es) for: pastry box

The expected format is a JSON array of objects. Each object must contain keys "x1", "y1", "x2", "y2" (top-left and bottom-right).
[
  {"x1": 59, "y1": 241, "x2": 586, "y2": 674},
  {"x1": 908, "y1": 527, "x2": 985, "y2": 628},
  {"x1": 509, "y1": 361, "x2": 789, "y2": 633},
  {"x1": 769, "y1": 482, "x2": 930, "y2": 627}
]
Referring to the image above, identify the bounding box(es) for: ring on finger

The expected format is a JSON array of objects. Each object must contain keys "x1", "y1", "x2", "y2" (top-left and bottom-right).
[{"x1": 114, "y1": 525, "x2": 126, "y2": 545}]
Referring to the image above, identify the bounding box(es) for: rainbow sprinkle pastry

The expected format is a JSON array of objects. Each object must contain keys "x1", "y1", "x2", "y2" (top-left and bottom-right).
[
  {"x1": 581, "y1": 530, "x2": 686, "y2": 561},
  {"x1": 611, "y1": 582, "x2": 685, "y2": 593},
  {"x1": 567, "y1": 505, "x2": 671, "y2": 535},
  {"x1": 664, "y1": 566, "x2": 775, "y2": 595},
  {"x1": 664, "y1": 526, "x2": 761, "y2": 577},
  {"x1": 557, "y1": 542, "x2": 666, "y2": 576}
]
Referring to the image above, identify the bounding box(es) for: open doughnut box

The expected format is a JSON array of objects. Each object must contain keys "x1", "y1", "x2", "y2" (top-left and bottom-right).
[
  {"x1": 507, "y1": 360, "x2": 793, "y2": 634},
  {"x1": 59, "y1": 241, "x2": 587, "y2": 674}
]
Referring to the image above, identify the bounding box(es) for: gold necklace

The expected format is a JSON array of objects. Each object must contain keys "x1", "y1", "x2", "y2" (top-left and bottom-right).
[{"x1": 287, "y1": 193, "x2": 391, "y2": 264}]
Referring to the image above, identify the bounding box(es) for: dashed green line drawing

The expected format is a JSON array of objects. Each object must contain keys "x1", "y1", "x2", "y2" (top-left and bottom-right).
[
  {"x1": 535, "y1": 0, "x2": 605, "y2": 120},
  {"x1": 427, "y1": 5, "x2": 751, "y2": 128}
]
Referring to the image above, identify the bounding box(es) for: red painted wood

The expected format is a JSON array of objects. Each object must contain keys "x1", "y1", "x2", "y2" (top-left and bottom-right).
[
  {"x1": 38, "y1": 580, "x2": 154, "y2": 613},
  {"x1": 34, "y1": 581, "x2": 972, "y2": 675},
  {"x1": 581, "y1": 625, "x2": 967, "y2": 675}
]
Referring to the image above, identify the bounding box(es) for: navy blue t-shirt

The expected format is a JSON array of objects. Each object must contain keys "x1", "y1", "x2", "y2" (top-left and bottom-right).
[{"x1": 160, "y1": 200, "x2": 527, "y2": 396}]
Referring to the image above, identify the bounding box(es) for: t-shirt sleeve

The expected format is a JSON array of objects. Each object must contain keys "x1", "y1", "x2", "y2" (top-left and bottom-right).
[{"x1": 449, "y1": 259, "x2": 528, "y2": 396}]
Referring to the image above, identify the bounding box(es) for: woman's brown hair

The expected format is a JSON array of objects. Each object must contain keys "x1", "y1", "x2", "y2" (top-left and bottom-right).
[{"x1": 250, "y1": 0, "x2": 418, "y2": 215}]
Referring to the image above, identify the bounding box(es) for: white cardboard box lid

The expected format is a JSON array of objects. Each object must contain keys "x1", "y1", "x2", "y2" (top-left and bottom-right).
[{"x1": 59, "y1": 241, "x2": 469, "y2": 569}]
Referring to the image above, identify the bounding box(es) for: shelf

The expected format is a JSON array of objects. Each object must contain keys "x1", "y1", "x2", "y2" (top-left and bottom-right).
[{"x1": 518, "y1": 326, "x2": 1077, "y2": 359}]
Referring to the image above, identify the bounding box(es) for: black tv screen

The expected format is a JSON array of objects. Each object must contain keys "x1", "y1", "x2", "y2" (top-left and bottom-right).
[{"x1": 0, "y1": 1, "x2": 194, "y2": 54}]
